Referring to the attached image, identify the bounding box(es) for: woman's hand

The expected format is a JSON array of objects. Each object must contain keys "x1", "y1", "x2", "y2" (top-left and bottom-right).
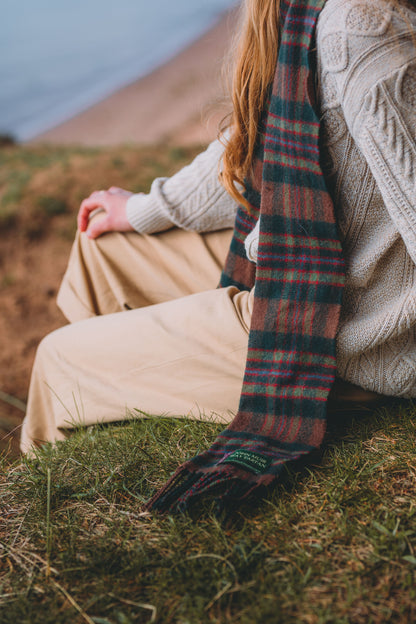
[{"x1": 78, "y1": 186, "x2": 136, "y2": 239}]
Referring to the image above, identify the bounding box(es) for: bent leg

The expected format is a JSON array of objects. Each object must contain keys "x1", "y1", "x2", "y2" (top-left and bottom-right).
[
  {"x1": 21, "y1": 286, "x2": 254, "y2": 453},
  {"x1": 57, "y1": 224, "x2": 233, "y2": 322}
]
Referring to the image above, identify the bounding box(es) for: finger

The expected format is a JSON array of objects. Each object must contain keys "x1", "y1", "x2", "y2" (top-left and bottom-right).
[
  {"x1": 108, "y1": 186, "x2": 132, "y2": 197},
  {"x1": 90, "y1": 190, "x2": 107, "y2": 199},
  {"x1": 86, "y1": 214, "x2": 110, "y2": 239},
  {"x1": 77, "y1": 196, "x2": 107, "y2": 231},
  {"x1": 108, "y1": 186, "x2": 124, "y2": 193}
]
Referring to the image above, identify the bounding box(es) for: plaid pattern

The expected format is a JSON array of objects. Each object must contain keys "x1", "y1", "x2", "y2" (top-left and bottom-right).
[{"x1": 146, "y1": 0, "x2": 345, "y2": 514}]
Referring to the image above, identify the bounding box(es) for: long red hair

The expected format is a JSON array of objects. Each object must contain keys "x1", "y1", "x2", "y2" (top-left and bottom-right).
[
  {"x1": 220, "y1": 0, "x2": 413, "y2": 207},
  {"x1": 221, "y1": 0, "x2": 281, "y2": 207}
]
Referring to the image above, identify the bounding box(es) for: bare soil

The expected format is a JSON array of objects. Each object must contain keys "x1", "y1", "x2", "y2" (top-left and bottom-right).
[{"x1": 0, "y1": 228, "x2": 69, "y2": 456}]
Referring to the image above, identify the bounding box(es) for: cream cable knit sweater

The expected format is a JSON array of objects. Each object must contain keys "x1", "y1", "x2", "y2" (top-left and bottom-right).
[{"x1": 126, "y1": 0, "x2": 416, "y2": 397}]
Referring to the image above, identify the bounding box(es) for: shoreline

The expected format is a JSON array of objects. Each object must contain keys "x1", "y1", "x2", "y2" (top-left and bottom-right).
[{"x1": 30, "y1": 8, "x2": 237, "y2": 147}]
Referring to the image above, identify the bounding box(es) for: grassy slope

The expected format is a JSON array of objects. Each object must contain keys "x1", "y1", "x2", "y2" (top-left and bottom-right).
[
  {"x1": 1, "y1": 144, "x2": 416, "y2": 623},
  {"x1": 0, "y1": 142, "x2": 201, "y2": 238},
  {"x1": 1, "y1": 405, "x2": 416, "y2": 623}
]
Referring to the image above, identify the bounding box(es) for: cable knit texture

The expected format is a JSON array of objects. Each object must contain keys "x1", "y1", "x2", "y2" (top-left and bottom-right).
[
  {"x1": 317, "y1": 0, "x2": 416, "y2": 396},
  {"x1": 126, "y1": 0, "x2": 416, "y2": 398},
  {"x1": 126, "y1": 132, "x2": 237, "y2": 234}
]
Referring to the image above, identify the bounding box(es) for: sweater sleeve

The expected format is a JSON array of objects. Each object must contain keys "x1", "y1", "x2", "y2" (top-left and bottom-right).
[
  {"x1": 125, "y1": 134, "x2": 238, "y2": 235},
  {"x1": 317, "y1": 0, "x2": 416, "y2": 263}
]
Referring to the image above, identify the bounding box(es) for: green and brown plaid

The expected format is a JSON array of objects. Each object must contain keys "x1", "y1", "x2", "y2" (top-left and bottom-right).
[{"x1": 146, "y1": 0, "x2": 345, "y2": 514}]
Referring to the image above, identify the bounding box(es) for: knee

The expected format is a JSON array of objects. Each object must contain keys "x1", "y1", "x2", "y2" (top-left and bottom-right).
[
  {"x1": 35, "y1": 326, "x2": 70, "y2": 371},
  {"x1": 33, "y1": 333, "x2": 56, "y2": 378},
  {"x1": 68, "y1": 212, "x2": 107, "y2": 268},
  {"x1": 57, "y1": 223, "x2": 106, "y2": 321}
]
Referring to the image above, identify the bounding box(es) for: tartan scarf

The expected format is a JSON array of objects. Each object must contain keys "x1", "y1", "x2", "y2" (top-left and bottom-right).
[{"x1": 145, "y1": 0, "x2": 345, "y2": 514}]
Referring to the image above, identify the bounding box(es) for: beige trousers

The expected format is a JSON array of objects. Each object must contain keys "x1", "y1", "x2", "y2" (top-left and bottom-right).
[
  {"x1": 21, "y1": 221, "x2": 382, "y2": 453},
  {"x1": 21, "y1": 226, "x2": 255, "y2": 453}
]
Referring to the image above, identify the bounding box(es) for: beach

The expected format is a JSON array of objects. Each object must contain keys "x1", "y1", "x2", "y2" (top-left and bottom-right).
[{"x1": 30, "y1": 9, "x2": 236, "y2": 147}]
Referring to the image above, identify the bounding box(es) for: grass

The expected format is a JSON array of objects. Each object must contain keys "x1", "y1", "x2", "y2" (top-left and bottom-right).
[
  {"x1": 0, "y1": 142, "x2": 202, "y2": 236},
  {"x1": 1, "y1": 141, "x2": 415, "y2": 621},
  {"x1": 1, "y1": 402, "x2": 416, "y2": 623}
]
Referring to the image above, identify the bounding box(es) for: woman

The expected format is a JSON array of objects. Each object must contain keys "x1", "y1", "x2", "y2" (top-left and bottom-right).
[{"x1": 21, "y1": 0, "x2": 416, "y2": 512}]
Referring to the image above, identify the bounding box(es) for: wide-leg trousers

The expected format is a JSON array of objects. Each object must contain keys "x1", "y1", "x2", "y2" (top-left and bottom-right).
[
  {"x1": 20, "y1": 221, "x2": 382, "y2": 453},
  {"x1": 20, "y1": 225, "x2": 255, "y2": 453}
]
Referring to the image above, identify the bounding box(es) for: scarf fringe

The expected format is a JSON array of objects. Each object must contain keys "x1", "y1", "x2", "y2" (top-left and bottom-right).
[{"x1": 144, "y1": 464, "x2": 269, "y2": 514}]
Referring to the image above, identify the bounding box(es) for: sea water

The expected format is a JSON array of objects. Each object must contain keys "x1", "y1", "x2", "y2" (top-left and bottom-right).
[{"x1": 0, "y1": 0, "x2": 237, "y2": 141}]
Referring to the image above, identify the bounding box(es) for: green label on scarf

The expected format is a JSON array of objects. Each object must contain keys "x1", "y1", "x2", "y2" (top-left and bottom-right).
[{"x1": 224, "y1": 450, "x2": 272, "y2": 475}]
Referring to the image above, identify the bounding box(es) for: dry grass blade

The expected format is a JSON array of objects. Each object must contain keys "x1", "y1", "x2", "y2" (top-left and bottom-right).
[
  {"x1": 52, "y1": 580, "x2": 95, "y2": 624},
  {"x1": 108, "y1": 593, "x2": 157, "y2": 622},
  {"x1": 0, "y1": 389, "x2": 26, "y2": 412},
  {"x1": 186, "y1": 553, "x2": 238, "y2": 582}
]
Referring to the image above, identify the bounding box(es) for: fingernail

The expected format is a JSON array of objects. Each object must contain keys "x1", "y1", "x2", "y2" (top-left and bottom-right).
[{"x1": 86, "y1": 229, "x2": 92, "y2": 238}]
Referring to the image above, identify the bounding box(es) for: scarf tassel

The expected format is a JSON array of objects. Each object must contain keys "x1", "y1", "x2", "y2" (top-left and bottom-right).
[{"x1": 144, "y1": 463, "x2": 270, "y2": 514}]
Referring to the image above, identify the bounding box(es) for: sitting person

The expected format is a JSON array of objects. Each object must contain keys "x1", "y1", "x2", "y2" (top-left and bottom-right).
[{"x1": 21, "y1": 0, "x2": 416, "y2": 512}]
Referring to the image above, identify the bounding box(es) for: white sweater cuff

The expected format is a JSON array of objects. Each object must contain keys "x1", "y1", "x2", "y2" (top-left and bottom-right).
[{"x1": 126, "y1": 182, "x2": 173, "y2": 234}]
